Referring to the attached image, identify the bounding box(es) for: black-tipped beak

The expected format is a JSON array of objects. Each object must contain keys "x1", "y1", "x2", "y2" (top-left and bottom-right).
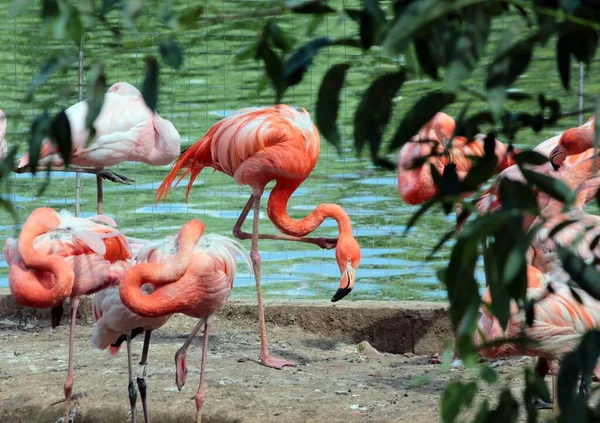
[
  {"x1": 331, "y1": 287, "x2": 352, "y2": 302},
  {"x1": 550, "y1": 159, "x2": 560, "y2": 171}
]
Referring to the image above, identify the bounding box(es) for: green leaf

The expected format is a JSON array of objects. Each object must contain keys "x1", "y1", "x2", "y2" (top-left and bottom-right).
[
  {"x1": 427, "y1": 228, "x2": 456, "y2": 259},
  {"x1": 445, "y1": 35, "x2": 478, "y2": 91},
  {"x1": 28, "y1": 111, "x2": 51, "y2": 174},
  {"x1": 404, "y1": 197, "x2": 437, "y2": 235},
  {"x1": 306, "y1": 14, "x2": 325, "y2": 36},
  {"x1": 85, "y1": 61, "x2": 106, "y2": 147},
  {"x1": 234, "y1": 38, "x2": 260, "y2": 64},
  {"x1": 575, "y1": 330, "x2": 600, "y2": 389},
  {"x1": 101, "y1": 0, "x2": 119, "y2": 15},
  {"x1": 480, "y1": 364, "x2": 498, "y2": 384},
  {"x1": 25, "y1": 55, "x2": 77, "y2": 101},
  {"x1": 256, "y1": 40, "x2": 285, "y2": 102},
  {"x1": 49, "y1": 110, "x2": 72, "y2": 166},
  {"x1": 441, "y1": 381, "x2": 477, "y2": 423},
  {"x1": 159, "y1": 37, "x2": 183, "y2": 70},
  {"x1": 524, "y1": 366, "x2": 551, "y2": 423},
  {"x1": 388, "y1": 90, "x2": 456, "y2": 152},
  {"x1": 316, "y1": 63, "x2": 350, "y2": 154},
  {"x1": 558, "y1": 246, "x2": 600, "y2": 301},
  {"x1": 557, "y1": 34, "x2": 571, "y2": 90},
  {"x1": 548, "y1": 219, "x2": 578, "y2": 239},
  {"x1": 41, "y1": 0, "x2": 59, "y2": 19},
  {"x1": 490, "y1": 389, "x2": 519, "y2": 422},
  {"x1": 353, "y1": 71, "x2": 406, "y2": 162},
  {"x1": 512, "y1": 150, "x2": 549, "y2": 166},
  {"x1": 266, "y1": 19, "x2": 294, "y2": 52},
  {"x1": 520, "y1": 167, "x2": 575, "y2": 206},
  {"x1": 142, "y1": 56, "x2": 159, "y2": 111},
  {"x1": 497, "y1": 179, "x2": 538, "y2": 212},
  {"x1": 345, "y1": 0, "x2": 387, "y2": 49},
  {"x1": 558, "y1": 352, "x2": 589, "y2": 422},
  {"x1": 283, "y1": 37, "x2": 331, "y2": 88},
  {"x1": 413, "y1": 36, "x2": 438, "y2": 79},
  {"x1": 177, "y1": 5, "x2": 204, "y2": 29},
  {"x1": 286, "y1": 0, "x2": 336, "y2": 14}
]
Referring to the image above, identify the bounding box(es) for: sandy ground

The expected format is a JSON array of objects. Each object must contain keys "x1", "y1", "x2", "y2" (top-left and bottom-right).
[{"x1": 0, "y1": 312, "x2": 556, "y2": 423}]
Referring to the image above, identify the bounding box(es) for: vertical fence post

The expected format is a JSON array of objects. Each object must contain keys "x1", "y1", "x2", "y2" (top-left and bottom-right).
[
  {"x1": 75, "y1": 34, "x2": 84, "y2": 217},
  {"x1": 578, "y1": 62, "x2": 584, "y2": 126}
]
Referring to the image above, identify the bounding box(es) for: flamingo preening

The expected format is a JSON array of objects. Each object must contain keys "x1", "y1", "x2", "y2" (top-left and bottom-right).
[
  {"x1": 16, "y1": 81, "x2": 181, "y2": 214},
  {"x1": 118, "y1": 219, "x2": 251, "y2": 423},
  {"x1": 2, "y1": 207, "x2": 131, "y2": 422},
  {"x1": 155, "y1": 105, "x2": 361, "y2": 369},
  {"x1": 549, "y1": 116, "x2": 595, "y2": 169},
  {"x1": 396, "y1": 112, "x2": 517, "y2": 206}
]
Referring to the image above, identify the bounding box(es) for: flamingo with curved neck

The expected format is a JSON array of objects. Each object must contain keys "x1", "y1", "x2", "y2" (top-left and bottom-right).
[
  {"x1": 548, "y1": 116, "x2": 595, "y2": 168},
  {"x1": 155, "y1": 105, "x2": 361, "y2": 369},
  {"x1": 3, "y1": 207, "x2": 131, "y2": 423},
  {"x1": 119, "y1": 219, "x2": 251, "y2": 422}
]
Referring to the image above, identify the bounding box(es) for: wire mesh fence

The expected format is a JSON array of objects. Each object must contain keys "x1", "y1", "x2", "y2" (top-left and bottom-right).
[{"x1": 0, "y1": 1, "x2": 592, "y2": 301}]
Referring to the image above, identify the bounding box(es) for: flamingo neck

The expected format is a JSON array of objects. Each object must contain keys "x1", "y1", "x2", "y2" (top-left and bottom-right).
[
  {"x1": 267, "y1": 179, "x2": 353, "y2": 239},
  {"x1": 119, "y1": 220, "x2": 204, "y2": 317},
  {"x1": 12, "y1": 220, "x2": 73, "y2": 308}
]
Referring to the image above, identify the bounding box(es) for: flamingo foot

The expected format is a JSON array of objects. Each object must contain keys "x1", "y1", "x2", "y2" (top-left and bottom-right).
[
  {"x1": 175, "y1": 352, "x2": 188, "y2": 390},
  {"x1": 532, "y1": 397, "x2": 553, "y2": 410},
  {"x1": 54, "y1": 408, "x2": 76, "y2": 423},
  {"x1": 260, "y1": 354, "x2": 295, "y2": 370},
  {"x1": 97, "y1": 169, "x2": 134, "y2": 185}
]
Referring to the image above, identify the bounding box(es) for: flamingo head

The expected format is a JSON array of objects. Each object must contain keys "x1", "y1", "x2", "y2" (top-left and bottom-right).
[
  {"x1": 331, "y1": 235, "x2": 361, "y2": 302},
  {"x1": 550, "y1": 126, "x2": 594, "y2": 170},
  {"x1": 107, "y1": 82, "x2": 142, "y2": 97}
]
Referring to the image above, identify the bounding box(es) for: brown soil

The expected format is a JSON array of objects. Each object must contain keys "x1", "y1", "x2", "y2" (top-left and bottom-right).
[{"x1": 0, "y1": 298, "x2": 551, "y2": 423}]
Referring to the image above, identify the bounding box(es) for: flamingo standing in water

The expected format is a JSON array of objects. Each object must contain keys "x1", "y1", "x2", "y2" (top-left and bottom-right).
[
  {"x1": 397, "y1": 112, "x2": 517, "y2": 206},
  {"x1": 16, "y1": 82, "x2": 181, "y2": 214},
  {"x1": 119, "y1": 219, "x2": 251, "y2": 423},
  {"x1": 155, "y1": 105, "x2": 361, "y2": 369},
  {"x1": 2, "y1": 207, "x2": 131, "y2": 422},
  {"x1": 475, "y1": 265, "x2": 600, "y2": 416}
]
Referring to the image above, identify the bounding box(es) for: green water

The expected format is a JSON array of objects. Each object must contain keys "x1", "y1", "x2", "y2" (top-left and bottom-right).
[{"x1": 0, "y1": 1, "x2": 596, "y2": 301}]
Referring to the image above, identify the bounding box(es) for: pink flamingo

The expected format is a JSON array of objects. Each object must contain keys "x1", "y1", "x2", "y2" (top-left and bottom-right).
[
  {"x1": 119, "y1": 219, "x2": 251, "y2": 423},
  {"x1": 475, "y1": 265, "x2": 600, "y2": 416},
  {"x1": 397, "y1": 112, "x2": 517, "y2": 205},
  {"x1": 2, "y1": 207, "x2": 131, "y2": 422},
  {"x1": 155, "y1": 105, "x2": 361, "y2": 369},
  {"x1": 548, "y1": 116, "x2": 595, "y2": 169},
  {"x1": 16, "y1": 82, "x2": 181, "y2": 213}
]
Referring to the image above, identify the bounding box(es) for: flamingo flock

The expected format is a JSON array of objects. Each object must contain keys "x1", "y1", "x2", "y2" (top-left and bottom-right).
[{"x1": 2, "y1": 80, "x2": 599, "y2": 421}]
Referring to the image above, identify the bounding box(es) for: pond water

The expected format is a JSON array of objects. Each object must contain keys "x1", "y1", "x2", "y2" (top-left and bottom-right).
[{"x1": 0, "y1": 2, "x2": 595, "y2": 301}]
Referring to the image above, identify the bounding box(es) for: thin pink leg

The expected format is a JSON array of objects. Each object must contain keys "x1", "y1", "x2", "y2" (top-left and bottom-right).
[
  {"x1": 233, "y1": 195, "x2": 338, "y2": 249},
  {"x1": 194, "y1": 320, "x2": 211, "y2": 423},
  {"x1": 63, "y1": 296, "x2": 79, "y2": 422},
  {"x1": 175, "y1": 319, "x2": 205, "y2": 390},
  {"x1": 137, "y1": 330, "x2": 152, "y2": 423},
  {"x1": 250, "y1": 193, "x2": 295, "y2": 369},
  {"x1": 126, "y1": 334, "x2": 137, "y2": 423},
  {"x1": 96, "y1": 175, "x2": 104, "y2": 215}
]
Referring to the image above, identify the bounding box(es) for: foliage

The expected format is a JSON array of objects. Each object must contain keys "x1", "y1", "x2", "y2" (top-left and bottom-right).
[{"x1": 4, "y1": 0, "x2": 600, "y2": 422}]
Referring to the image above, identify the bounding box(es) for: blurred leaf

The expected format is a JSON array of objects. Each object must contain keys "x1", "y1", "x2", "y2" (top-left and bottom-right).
[
  {"x1": 591, "y1": 234, "x2": 600, "y2": 251},
  {"x1": 558, "y1": 352, "x2": 589, "y2": 422},
  {"x1": 559, "y1": 0, "x2": 581, "y2": 13},
  {"x1": 559, "y1": 246, "x2": 600, "y2": 301},
  {"x1": 480, "y1": 364, "x2": 498, "y2": 384},
  {"x1": 520, "y1": 167, "x2": 575, "y2": 206},
  {"x1": 306, "y1": 14, "x2": 325, "y2": 36},
  {"x1": 256, "y1": 40, "x2": 285, "y2": 101},
  {"x1": 498, "y1": 178, "x2": 538, "y2": 211},
  {"x1": 345, "y1": 0, "x2": 387, "y2": 49},
  {"x1": 524, "y1": 366, "x2": 551, "y2": 423},
  {"x1": 455, "y1": 111, "x2": 495, "y2": 140},
  {"x1": 354, "y1": 70, "x2": 406, "y2": 160},
  {"x1": 404, "y1": 197, "x2": 437, "y2": 235},
  {"x1": 28, "y1": 111, "x2": 51, "y2": 174},
  {"x1": 557, "y1": 34, "x2": 571, "y2": 90},
  {"x1": 234, "y1": 38, "x2": 260, "y2": 64},
  {"x1": 575, "y1": 330, "x2": 600, "y2": 391},
  {"x1": 284, "y1": 37, "x2": 331, "y2": 87},
  {"x1": 41, "y1": 0, "x2": 58, "y2": 19},
  {"x1": 413, "y1": 36, "x2": 438, "y2": 79},
  {"x1": 177, "y1": 5, "x2": 204, "y2": 29},
  {"x1": 474, "y1": 401, "x2": 490, "y2": 423},
  {"x1": 101, "y1": 0, "x2": 119, "y2": 15},
  {"x1": 49, "y1": 110, "x2": 72, "y2": 166},
  {"x1": 490, "y1": 389, "x2": 519, "y2": 422},
  {"x1": 159, "y1": 37, "x2": 183, "y2": 70},
  {"x1": 524, "y1": 299, "x2": 535, "y2": 326},
  {"x1": 513, "y1": 150, "x2": 549, "y2": 166},
  {"x1": 25, "y1": 55, "x2": 77, "y2": 101},
  {"x1": 388, "y1": 90, "x2": 456, "y2": 152},
  {"x1": 286, "y1": 0, "x2": 336, "y2": 14},
  {"x1": 316, "y1": 63, "x2": 350, "y2": 154},
  {"x1": 267, "y1": 19, "x2": 294, "y2": 52},
  {"x1": 548, "y1": 219, "x2": 578, "y2": 239},
  {"x1": 441, "y1": 381, "x2": 477, "y2": 423},
  {"x1": 142, "y1": 56, "x2": 159, "y2": 111},
  {"x1": 427, "y1": 228, "x2": 456, "y2": 259},
  {"x1": 85, "y1": 61, "x2": 106, "y2": 147}
]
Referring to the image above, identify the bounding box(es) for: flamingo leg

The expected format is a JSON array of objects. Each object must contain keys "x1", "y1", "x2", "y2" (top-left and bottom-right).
[
  {"x1": 13, "y1": 166, "x2": 134, "y2": 185},
  {"x1": 250, "y1": 192, "x2": 295, "y2": 369},
  {"x1": 126, "y1": 334, "x2": 137, "y2": 423},
  {"x1": 62, "y1": 296, "x2": 79, "y2": 423},
  {"x1": 552, "y1": 372, "x2": 558, "y2": 419},
  {"x1": 175, "y1": 319, "x2": 205, "y2": 390},
  {"x1": 96, "y1": 175, "x2": 104, "y2": 215},
  {"x1": 531, "y1": 358, "x2": 553, "y2": 410},
  {"x1": 232, "y1": 195, "x2": 338, "y2": 250},
  {"x1": 137, "y1": 330, "x2": 152, "y2": 423},
  {"x1": 194, "y1": 320, "x2": 211, "y2": 423}
]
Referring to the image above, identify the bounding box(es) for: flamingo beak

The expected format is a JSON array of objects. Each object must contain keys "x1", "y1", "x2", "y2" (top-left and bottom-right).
[
  {"x1": 331, "y1": 267, "x2": 355, "y2": 302},
  {"x1": 549, "y1": 146, "x2": 566, "y2": 171}
]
